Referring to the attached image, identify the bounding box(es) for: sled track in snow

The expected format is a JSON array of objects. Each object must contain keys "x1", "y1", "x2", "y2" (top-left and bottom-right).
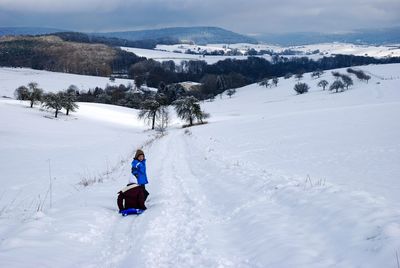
[
  {"x1": 94, "y1": 128, "x2": 400, "y2": 268},
  {"x1": 138, "y1": 131, "x2": 252, "y2": 267}
]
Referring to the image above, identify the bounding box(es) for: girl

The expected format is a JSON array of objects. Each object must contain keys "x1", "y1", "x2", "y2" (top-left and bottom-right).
[{"x1": 131, "y1": 149, "x2": 149, "y2": 200}]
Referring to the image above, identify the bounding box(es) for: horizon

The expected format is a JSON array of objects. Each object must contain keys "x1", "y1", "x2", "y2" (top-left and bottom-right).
[
  {"x1": 0, "y1": 0, "x2": 399, "y2": 35},
  {"x1": 1, "y1": 25, "x2": 399, "y2": 37}
]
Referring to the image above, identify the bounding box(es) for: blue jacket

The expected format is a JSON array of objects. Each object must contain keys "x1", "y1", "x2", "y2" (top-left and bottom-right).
[{"x1": 131, "y1": 159, "x2": 148, "y2": 185}]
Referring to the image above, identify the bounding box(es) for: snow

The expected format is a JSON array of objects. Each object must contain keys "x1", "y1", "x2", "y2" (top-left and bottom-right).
[
  {"x1": 1, "y1": 63, "x2": 400, "y2": 267},
  {"x1": 123, "y1": 43, "x2": 400, "y2": 65},
  {"x1": 0, "y1": 67, "x2": 134, "y2": 98},
  {"x1": 218, "y1": 42, "x2": 400, "y2": 57},
  {"x1": 121, "y1": 46, "x2": 258, "y2": 65}
]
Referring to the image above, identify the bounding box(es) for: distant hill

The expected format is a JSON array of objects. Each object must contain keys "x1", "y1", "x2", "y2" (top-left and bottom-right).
[
  {"x1": 95, "y1": 27, "x2": 258, "y2": 45},
  {"x1": 51, "y1": 32, "x2": 177, "y2": 49},
  {"x1": 0, "y1": 26, "x2": 258, "y2": 46},
  {"x1": 3, "y1": 26, "x2": 398, "y2": 47},
  {"x1": 0, "y1": 35, "x2": 143, "y2": 76},
  {"x1": 256, "y1": 27, "x2": 400, "y2": 46},
  {"x1": 0, "y1": 27, "x2": 66, "y2": 36}
]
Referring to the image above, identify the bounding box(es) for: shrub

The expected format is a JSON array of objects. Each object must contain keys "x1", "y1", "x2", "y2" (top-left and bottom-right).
[{"x1": 293, "y1": 82, "x2": 310, "y2": 94}]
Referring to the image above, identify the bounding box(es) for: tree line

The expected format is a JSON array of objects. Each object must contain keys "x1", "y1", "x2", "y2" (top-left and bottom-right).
[
  {"x1": 128, "y1": 54, "x2": 400, "y2": 100},
  {"x1": 291, "y1": 68, "x2": 371, "y2": 95},
  {"x1": 3, "y1": 35, "x2": 400, "y2": 103},
  {"x1": 138, "y1": 94, "x2": 209, "y2": 132},
  {"x1": 50, "y1": 32, "x2": 180, "y2": 50},
  {"x1": 15, "y1": 83, "x2": 79, "y2": 118},
  {"x1": 13, "y1": 82, "x2": 209, "y2": 130},
  {"x1": 0, "y1": 36, "x2": 144, "y2": 77}
]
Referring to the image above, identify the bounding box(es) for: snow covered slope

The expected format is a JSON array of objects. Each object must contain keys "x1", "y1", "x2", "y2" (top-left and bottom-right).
[
  {"x1": 121, "y1": 46, "x2": 253, "y2": 65},
  {"x1": 124, "y1": 43, "x2": 400, "y2": 64},
  {"x1": 0, "y1": 67, "x2": 133, "y2": 98},
  {"x1": 1, "y1": 63, "x2": 400, "y2": 267},
  {"x1": 208, "y1": 42, "x2": 400, "y2": 57}
]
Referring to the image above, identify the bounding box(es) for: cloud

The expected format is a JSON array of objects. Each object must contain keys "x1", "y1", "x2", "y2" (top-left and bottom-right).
[
  {"x1": 0, "y1": 0, "x2": 399, "y2": 33},
  {"x1": 0, "y1": 0, "x2": 124, "y2": 13}
]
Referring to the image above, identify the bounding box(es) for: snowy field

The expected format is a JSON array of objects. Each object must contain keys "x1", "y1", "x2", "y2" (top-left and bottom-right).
[
  {"x1": 122, "y1": 43, "x2": 400, "y2": 65},
  {"x1": 121, "y1": 46, "x2": 254, "y2": 65},
  {"x1": 159, "y1": 42, "x2": 400, "y2": 58},
  {"x1": 1, "y1": 63, "x2": 400, "y2": 267},
  {"x1": 207, "y1": 43, "x2": 400, "y2": 57},
  {"x1": 0, "y1": 67, "x2": 134, "y2": 98}
]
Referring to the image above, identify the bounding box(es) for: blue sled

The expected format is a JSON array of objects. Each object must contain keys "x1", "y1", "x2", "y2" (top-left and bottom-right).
[{"x1": 119, "y1": 208, "x2": 144, "y2": 216}]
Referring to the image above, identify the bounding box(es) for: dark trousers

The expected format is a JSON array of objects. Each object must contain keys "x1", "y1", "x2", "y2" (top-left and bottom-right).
[{"x1": 139, "y1": 184, "x2": 149, "y2": 201}]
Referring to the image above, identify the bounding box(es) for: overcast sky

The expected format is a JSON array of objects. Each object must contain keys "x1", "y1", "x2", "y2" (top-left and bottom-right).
[{"x1": 0, "y1": 0, "x2": 399, "y2": 34}]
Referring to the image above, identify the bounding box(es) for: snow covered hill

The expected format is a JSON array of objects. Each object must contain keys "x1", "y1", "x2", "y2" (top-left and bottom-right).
[
  {"x1": 122, "y1": 43, "x2": 400, "y2": 64},
  {"x1": 156, "y1": 42, "x2": 400, "y2": 58},
  {"x1": 0, "y1": 67, "x2": 134, "y2": 98},
  {"x1": 1, "y1": 63, "x2": 400, "y2": 267},
  {"x1": 121, "y1": 46, "x2": 254, "y2": 65}
]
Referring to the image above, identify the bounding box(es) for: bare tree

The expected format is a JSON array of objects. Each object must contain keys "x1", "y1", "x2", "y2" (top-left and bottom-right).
[
  {"x1": 173, "y1": 96, "x2": 208, "y2": 127},
  {"x1": 43, "y1": 92, "x2": 63, "y2": 118},
  {"x1": 311, "y1": 69, "x2": 324, "y2": 79},
  {"x1": 258, "y1": 78, "x2": 269, "y2": 88},
  {"x1": 134, "y1": 74, "x2": 146, "y2": 90},
  {"x1": 138, "y1": 99, "x2": 162, "y2": 130},
  {"x1": 26, "y1": 82, "x2": 44, "y2": 108},
  {"x1": 364, "y1": 75, "x2": 371, "y2": 83},
  {"x1": 14, "y1": 85, "x2": 29, "y2": 100},
  {"x1": 295, "y1": 73, "x2": 304, "y2": 81},
  {"x1": 317, "y1": 80, "x2": 329, "y2": 90},
  {"x1": 226, "y1": 88, "x2": 236, "y2": 98},
  {"x1": 294, "y1": 82, "x2": 309, "y2": 94},
  {"x1": 341, "y1": 75, "x2": 353, "y2": 90},
  {"x1": 329, "y1": 80, "x2": 345, "y2": 93},
  {"x1": 272, "y1": 77, "x2": 279, "y2": 87},
  {"x1": 61, "y1": 91, "x2": 79, "y2": 115},
  {"x1": 331, "y1": 71, "x2": 342, "y2": 80},
  {"x1": 155, "y1": 106, "x2": 170, "y2": 134}
]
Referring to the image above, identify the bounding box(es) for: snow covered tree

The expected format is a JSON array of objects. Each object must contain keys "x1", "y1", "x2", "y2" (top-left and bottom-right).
[
  {"x1": 155, "y1": 92, "x2": 168, "y2": 106},
  {"x1": 173, "y1": 96, "x2": 208, "y2": 127},
  {"x1": 61, "y1": 91, "x2": 79, "y2": 115},
  {"x1": 14, "y1": 85, "x2": 29, "y2": 100},
  {"x1": 155, "y1": 106, "x2": 170, "y2": 134},
  {"x1": 138, "y1": 99, "x2": 163, "y2": 130},
  {"x1": 43, "y1": 92, "x2": 63, "y2": 118},
  {"x1": 25, "y1": 82, "x2": 43, "y2": 108},
  {"x1": 329, "y1": 80, "x2": 345, "y2": 93},
  {"x1": 226, "y1": 88, "x2": 236, "y2": 98},
  {"x1": 293, "y1": 82, "x2": 309, "y2": 94},
  {"x1": 193, "y1": 103, "x2": 209, "y2": 124},
  {"x1": 317, "y1": 80, "x2": 329, "y2": 90}
]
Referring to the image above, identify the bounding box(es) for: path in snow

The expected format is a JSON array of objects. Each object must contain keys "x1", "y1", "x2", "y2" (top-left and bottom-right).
[
  {"x1": 1, "y1": 121, "x2": 399, "y2": 268},
  {"x1": 94, "y1": 128, "x2": 400, "y2": 267},
  {"x1": 96, "y1": 130, "x2": 254, "y2": 267},
  {"x1": 2, "y1": 64, "x2": 400, "y2": 267}
]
